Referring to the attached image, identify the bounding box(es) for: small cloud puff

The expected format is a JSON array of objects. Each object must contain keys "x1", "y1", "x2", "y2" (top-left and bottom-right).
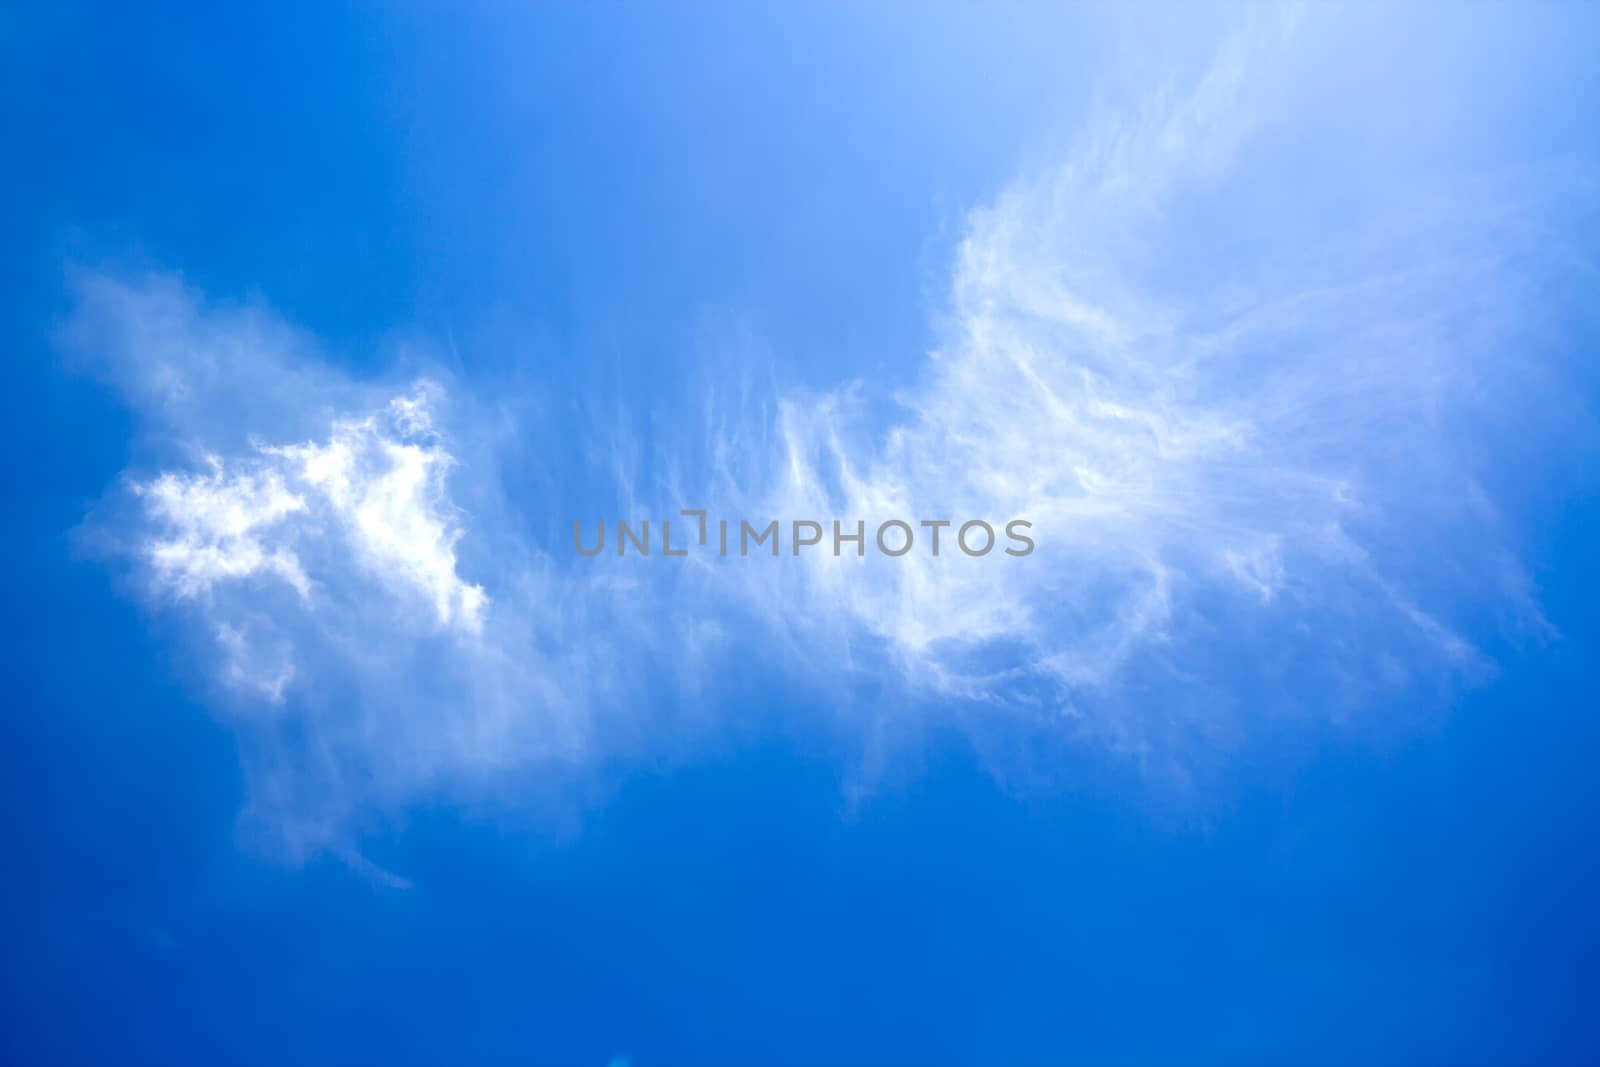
[
  {"x1": 260, "y1": 391, "x2": 488, "y2": 635},
  {"x1": 136, "y1": 458, "x2": 311, "y2": 601},
  {"x1": 134, "y1": 387, "x2": 487, "y2": 659}
]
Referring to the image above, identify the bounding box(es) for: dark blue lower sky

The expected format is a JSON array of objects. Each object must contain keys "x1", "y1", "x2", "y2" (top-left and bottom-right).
[{"x1": 6, "y1": 563, "x2": 1600, "y2": 1063}]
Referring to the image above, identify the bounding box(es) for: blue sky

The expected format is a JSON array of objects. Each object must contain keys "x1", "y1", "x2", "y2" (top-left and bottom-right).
[{"x1": 5, "y1": 4, "x2": 1600, "y2": 1064}]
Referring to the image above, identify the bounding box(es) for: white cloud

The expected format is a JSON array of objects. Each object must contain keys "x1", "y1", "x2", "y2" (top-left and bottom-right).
[
  {"x1": 129, "y1": 386, "x2": 487, "y2": 652},
  {"x1": 135, "y1": 458, "x2": 310, "y2": 601},
  {"x1": 62, "y1": 10, "x2": 1593, "y2": 852},
  {"x1": 260, "y1": 391, "x2": 488, "y2": 634},
  {"x1": 63, "y1": 274, "x2": 632, "y2": 860},
  {"x1": 705, "y1": 12, "x2": 1589, "y2": 759},
  {"x1": 215, "y1": 622, "x2": 295, "y2": 704}
]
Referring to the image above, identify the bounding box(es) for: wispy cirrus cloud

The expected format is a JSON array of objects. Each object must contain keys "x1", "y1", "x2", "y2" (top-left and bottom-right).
[
  {"x1": 62, "y1": 11, "x2": 1596, "y2": 852},
  {"x1": 63, "y1": 274, "x2": 634, "y2": 860},
  {"x1": 706, "y1": 13, "x2": 1591, "y2": 761}
]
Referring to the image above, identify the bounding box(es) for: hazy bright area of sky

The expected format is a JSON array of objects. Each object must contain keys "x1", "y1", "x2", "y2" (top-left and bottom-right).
[{"x1": 4, "y1": 3, "x2": 1600, "y2": 1065}]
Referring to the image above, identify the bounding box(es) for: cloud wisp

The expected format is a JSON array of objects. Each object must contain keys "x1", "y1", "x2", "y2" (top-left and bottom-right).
[
  {"x1": 63, "y1": 14, "x2": 1595, "y2": 851},
  {"x1": 65, "y1": 274, "x2": 644, "y2": 859},
  {"x1": 705, "y1": 14, "x2": 1590, "y2": 762}
]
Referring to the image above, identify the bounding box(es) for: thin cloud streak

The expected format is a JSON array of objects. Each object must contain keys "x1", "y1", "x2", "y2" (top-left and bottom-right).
[
  {"x1": 61, "y1": 12, "x2": 1595, "y2": 850},
  {"x1": 711, "y1": 14, "x2": 1587, "y2": 757}
]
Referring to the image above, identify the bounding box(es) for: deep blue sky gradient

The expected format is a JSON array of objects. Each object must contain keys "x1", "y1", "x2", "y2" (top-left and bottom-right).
[{"x1": 4, "y1": 5, "x2": 1599, "y2": 1064}]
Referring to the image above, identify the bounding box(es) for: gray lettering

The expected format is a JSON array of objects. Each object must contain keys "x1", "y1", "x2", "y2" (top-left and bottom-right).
[
  {"x1": 792, "y1": 521, "x2": 823, "y2": 555},
  {"x1": 876, "y1": 520, "x2": 914, "y2": 557},
  {"x1": 741, "y1": 520, "x2": 779, "y2": 556},
  {"x1": 833, "y1": 519, "x2": 866, "y2": 557},
  {"x1": 1004, "y1": 519, "x2": 1035, "y2": 557},
  {"x1": 958, "y1": 520, "x2": 995, "y2": 557}
]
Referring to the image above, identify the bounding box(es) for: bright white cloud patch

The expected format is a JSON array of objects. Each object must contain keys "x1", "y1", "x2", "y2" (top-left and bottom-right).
[
  {"x1": 134, "y1": 388, "x2": 487, "y2": 653},
  {"x1": 262, "y1": 393, "x2": 488, "y2": 634},
  {"x1": 137, "y1": 460, "x2": 310, "y2": 602}
]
